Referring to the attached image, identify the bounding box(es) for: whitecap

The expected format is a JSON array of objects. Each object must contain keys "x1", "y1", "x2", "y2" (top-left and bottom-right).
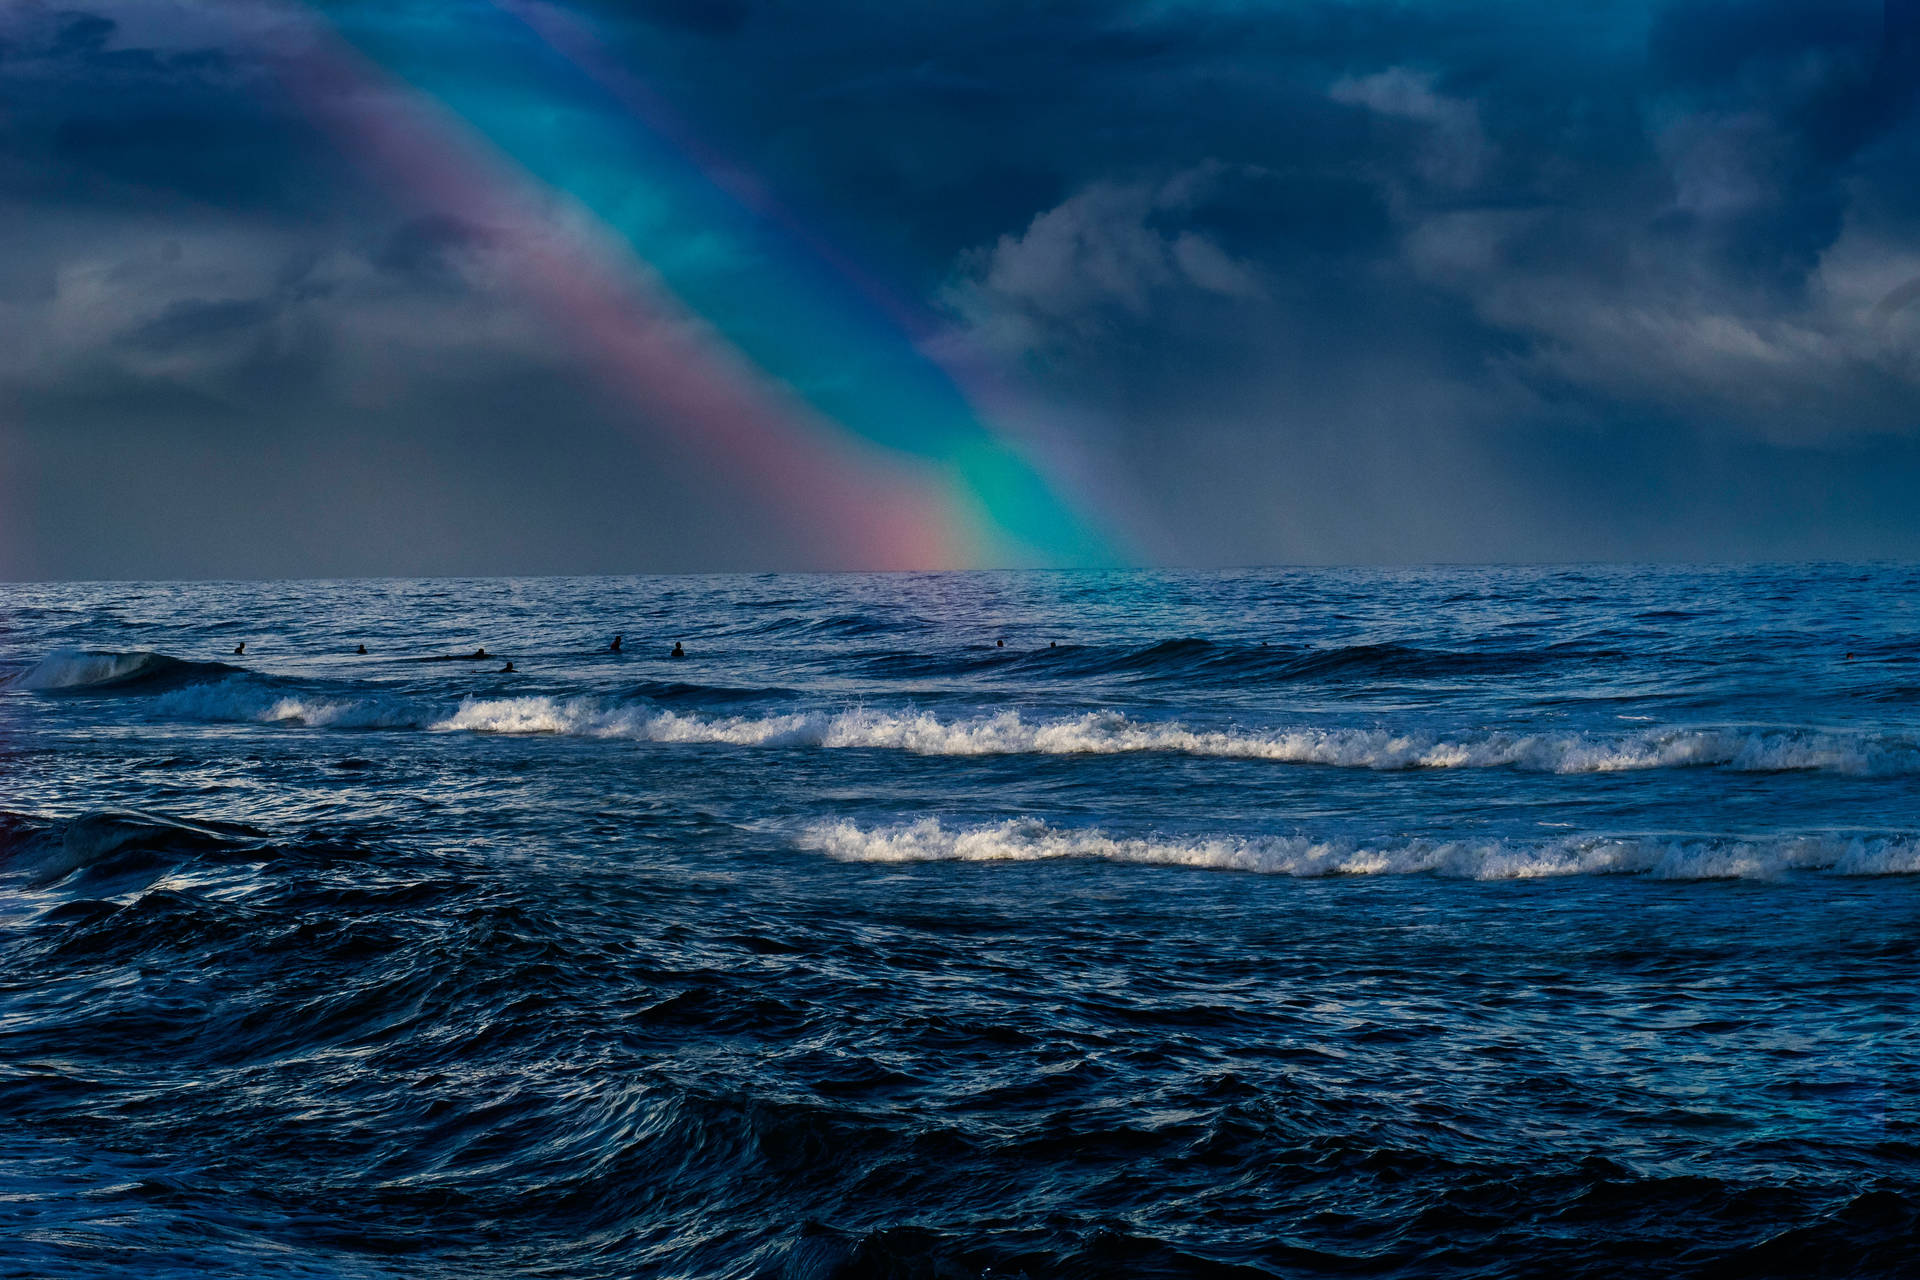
[
  {"x1": 796, "y1": 818, "x2": 1920, "y2": 880},
  {"x1": 127, "y1": 688, "x2": 1920, "y2": 777}
]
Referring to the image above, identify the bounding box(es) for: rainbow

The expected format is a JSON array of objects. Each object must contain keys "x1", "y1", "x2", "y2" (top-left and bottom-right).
[{"x1": 253, "y1": 1, "x2": 1121, "y2": 569}]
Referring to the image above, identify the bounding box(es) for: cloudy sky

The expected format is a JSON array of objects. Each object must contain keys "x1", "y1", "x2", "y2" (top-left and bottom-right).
[{"x1": 2, "y1": 0, "x2": 1918, "y2": 579}]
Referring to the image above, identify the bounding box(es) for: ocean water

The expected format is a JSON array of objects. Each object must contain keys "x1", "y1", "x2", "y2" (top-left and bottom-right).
[{"x1": 2, "y1": 564, "x2": 1917, "y2": 1278}]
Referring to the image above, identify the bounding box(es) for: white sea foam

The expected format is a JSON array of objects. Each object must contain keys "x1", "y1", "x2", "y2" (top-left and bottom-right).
[
  {"x1": 427, "y1": 699, "x2": 828, "y2": 745},
  {"x1": 797, "y1": 818, "x2": 1920, "y2": 880},
  {"x1": 429, "y1": 701, "x2": 1918, "y2": 775},
  {"x1": 131, "y1": 688, "x2": 1920, "y2": 776}
]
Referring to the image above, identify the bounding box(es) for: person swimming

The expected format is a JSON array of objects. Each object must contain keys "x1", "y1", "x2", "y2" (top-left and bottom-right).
[
  {"x1": 996, "y1": 639, "x2": 1005, "y2": 648},
  {"x1": 356, "y1": 644, "x2": 367, "y2": 655},
  {"x1": 669, "y1": 641, "x2": 685, "y2": 659},
  {"x1": 233, "y1": 642, "x2": 245, "y2": 656},
  {"x1": 499, "y1": 660, "x2": 514, "y2": 673},
  {"x1": 610, "y1": 634, "x2": 623, "y2": 653}
]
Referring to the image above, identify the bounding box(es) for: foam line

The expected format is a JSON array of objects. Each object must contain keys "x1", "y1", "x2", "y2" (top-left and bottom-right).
[
  {"x1": 127, "y1": 685, "x2": 1920, "y2": 776},
  {"x1": 797, "y1": 818, "x2": 1920, "y2": 879},
  {"x1": 426, "y1": 700, "x2": 1920, "y2": 775}
]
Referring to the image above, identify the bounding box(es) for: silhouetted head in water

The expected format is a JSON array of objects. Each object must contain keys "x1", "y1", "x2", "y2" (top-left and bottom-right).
[
  {"x1": 610, "y1": 634, "x2": 622, "y2": 653},
  {"x1": 499, "y1": 661, "x2": 514, "y2": 673},
  {"x1": 996, "y1": 639, "x2": 1005, "y2": 647},
  {"x1": 670, "y1": 641, "x2": 685, "y2": 658},
  {"x1": 1050, "y1": 641, "x2": 1056, "y2": 648},
  {"x1": 356, "y1": 644, "x2": 367, "y2": 655},
  {"x1": 473, "y1": 648, "x2": 487, "y2": 659},
  {"x1": 233, "y1": 642, "x2": 245, "y2": 656}
]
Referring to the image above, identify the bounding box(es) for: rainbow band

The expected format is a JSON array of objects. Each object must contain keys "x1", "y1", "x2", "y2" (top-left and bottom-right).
[{"x1": 272, "y1": 1, "x2": 1122, "y2": 567}]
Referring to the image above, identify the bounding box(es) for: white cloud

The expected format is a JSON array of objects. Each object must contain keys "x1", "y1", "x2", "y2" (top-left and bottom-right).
[
  {"x1": 943, "y1": 166, "x2": 1266, "y2": 353},
  {"x1": 1389, "y1": 203, "x2": 1920, "y2": 442},
  {"x1": 0, "y1": 209, "x2": 578, "y2": 414},
  {"x1": 1170, "y1": 232, "x2": 1264, "y2": 298},
  {"x1": 1324, "y1": 68, "x2": 1920, "y2": 443}
]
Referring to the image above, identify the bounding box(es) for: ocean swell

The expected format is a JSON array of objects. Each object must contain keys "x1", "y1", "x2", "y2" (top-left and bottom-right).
[
  {"x1": 6, "y1": 649, "x2": 240, "y2": 692},
  {"x1": 862, "y1": 637, "x2": 1606, "y2": 683},
  {"x1": 2, "y1": 809, "x2": 265, "y2": 888}
]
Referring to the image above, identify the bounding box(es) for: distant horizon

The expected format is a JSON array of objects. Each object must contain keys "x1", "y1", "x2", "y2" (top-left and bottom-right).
[{"x1": 9, "y1": 555, "x2": 1920, "y2": 590}]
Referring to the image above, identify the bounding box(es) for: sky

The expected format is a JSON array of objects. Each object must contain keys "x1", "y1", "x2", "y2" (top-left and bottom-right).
[{"x1": 2, "y1": 0, "x2": 1919, "y2": 579}]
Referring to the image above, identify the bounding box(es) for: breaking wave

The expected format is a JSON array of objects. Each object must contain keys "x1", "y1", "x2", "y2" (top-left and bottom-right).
[
  {"x1": 6, "y1": 649, "x2": 239, "y2": 692},
  {"x1": 115, "y1": 686, "x2": 1920, "y2": 775},
  {"x1": 146, "y1": 680, "x2": 426, "y2": 729},
  {"x1": 427, "y1": 701, "x2": 1917, "y2": 774},
  {"x1": 797, "y1": 817, "x2": 1920, "y2": 880}
]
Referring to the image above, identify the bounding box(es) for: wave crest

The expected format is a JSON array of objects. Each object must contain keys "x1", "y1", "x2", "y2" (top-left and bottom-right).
[
  {"x1": 7, "y1": 649, "x2": 238, "y2": 692},
  {"x1": 430, "y1": 702, "x2": 1915, "y2": 774},
  {"x1": 861, "y1": 637, "x2": 1605, "y2": 683},
  {"x1": 5, "y1": 809, "x2": 264, "y2": 887},
  {"x1": 122, "y1": 687, "x2": 1920, "y2": 776},
  {"x1": 797, "y1": 818, "x2": 1920, "y2": 880},
  {"x1": 147, "y1": 680, "x2": 425, "y2": 729}
]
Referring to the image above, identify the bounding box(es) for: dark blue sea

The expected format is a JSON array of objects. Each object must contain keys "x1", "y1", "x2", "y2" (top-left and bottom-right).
[{"x1": 3, "y1": 565, "x2": 1918, "y2": 1278}]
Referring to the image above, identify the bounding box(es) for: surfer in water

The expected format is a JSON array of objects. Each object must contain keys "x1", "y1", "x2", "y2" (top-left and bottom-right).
[
  {"x1": 472, "y1": 647, "x2": 488, "y2": 660},
  {"x1": 610, "y1": 634, "x2": 622, "y2": 653},
  {"x1": 499, "y1": 660, "x2": 514, "y2": 673},
  {"x1": 233, "y1": 642, "x2": 245, "y2": 656},
  {"x1": 356, "y1": 644, "x2": 367, "y2": 655},
  {"x1": 670, "y1": 641, "x2": 685, "y2": 659}
]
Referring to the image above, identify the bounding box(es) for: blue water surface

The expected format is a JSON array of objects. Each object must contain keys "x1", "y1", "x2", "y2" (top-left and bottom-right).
[{"x1": 2, "y1": 565, "x2": 1917, "y2": 1277}]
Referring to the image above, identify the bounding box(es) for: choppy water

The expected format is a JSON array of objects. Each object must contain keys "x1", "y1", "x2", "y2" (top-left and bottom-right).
[{"x1": 3, "y1": 565, "x2": 1918, "y2": 1278}]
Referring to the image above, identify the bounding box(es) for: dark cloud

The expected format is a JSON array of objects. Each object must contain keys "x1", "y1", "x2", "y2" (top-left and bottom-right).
[
  {"x1": 374, "y1": 215, "x2": 495, "y2": 289},
  {"x1": 120, "y1": 297, "x2": 278, "y2": 355},
  {"x1": 625, "y1": 0, "x2": 754, "y2": 38},
  {"x1": 0, "y1": 6, "x2": 347, "y2": 216},
  {"x1": 50, "y1": 12, "x2": 116, "y2": 57}
]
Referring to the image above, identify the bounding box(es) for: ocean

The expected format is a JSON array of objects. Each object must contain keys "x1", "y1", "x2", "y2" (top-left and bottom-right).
[{"x1": 2, "y1": 564, "x2": 1917, "y2": 1278}]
